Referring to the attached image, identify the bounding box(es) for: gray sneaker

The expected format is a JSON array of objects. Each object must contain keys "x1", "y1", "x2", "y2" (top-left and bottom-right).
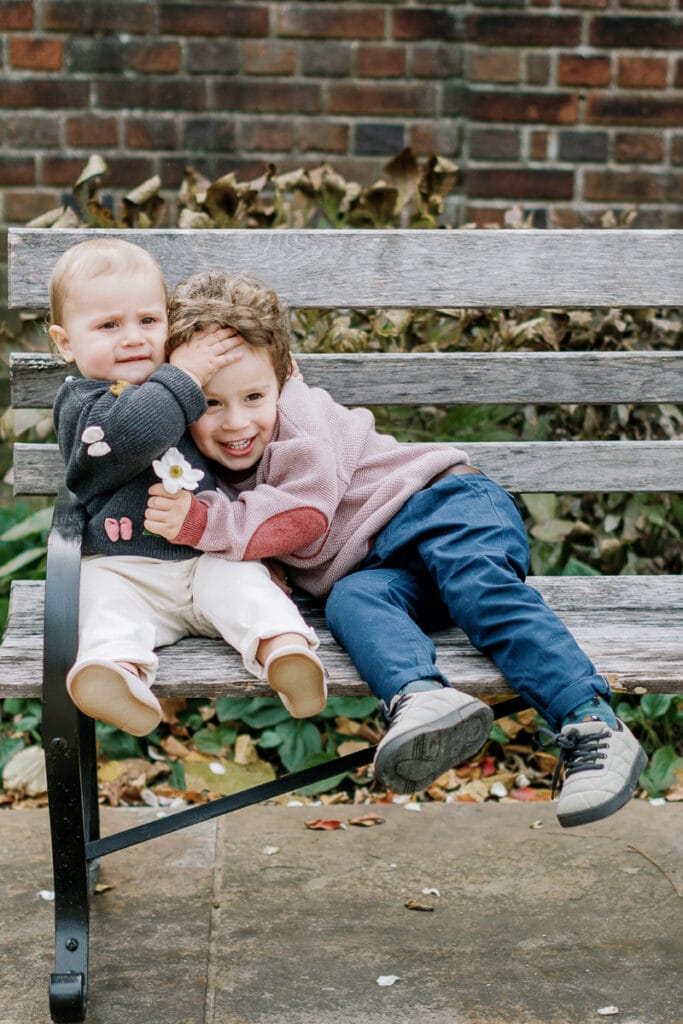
[
  {"x1": 374, "y1": 687, "x2": 494, "y2": 795},
  {"x1": 552, "y1": 718, "x2": 647, "y2": 828}
]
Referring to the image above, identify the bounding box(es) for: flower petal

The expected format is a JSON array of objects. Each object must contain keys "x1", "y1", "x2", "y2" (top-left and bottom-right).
[{"x1": 87, "y1": 441, "x2": 111, "y2": 457}]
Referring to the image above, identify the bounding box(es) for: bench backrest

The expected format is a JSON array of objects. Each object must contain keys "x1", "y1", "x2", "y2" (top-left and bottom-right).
[{"x1": 8, "y1": 227, "x2": 683, "y2": 498}]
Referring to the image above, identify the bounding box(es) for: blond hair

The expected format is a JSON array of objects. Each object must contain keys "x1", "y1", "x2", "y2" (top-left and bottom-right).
[
  {"x1": 49, "y1": 236, "x2": 167, "y2": 325},
  {"x1": 167, "y1": 271, "x2": 294, "y2": 387}
]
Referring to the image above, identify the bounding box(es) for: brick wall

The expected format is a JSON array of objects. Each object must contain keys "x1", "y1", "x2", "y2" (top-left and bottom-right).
[{"x1": 2, "y1": 0, "x2": 683, "y2": 244}]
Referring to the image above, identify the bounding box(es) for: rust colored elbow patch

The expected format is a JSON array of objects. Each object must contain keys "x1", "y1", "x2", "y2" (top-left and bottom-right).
[{"x1": 244, "y1": 508, "x2": 328, "y2": 559}]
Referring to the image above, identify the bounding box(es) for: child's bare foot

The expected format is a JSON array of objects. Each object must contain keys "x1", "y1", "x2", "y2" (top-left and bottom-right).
[
  {"x1": 259, "y1": 635, "x2": 327, "y2": 719},
  {"x1": 66, "y1": 658, "x2": 162, "y2": 736}
]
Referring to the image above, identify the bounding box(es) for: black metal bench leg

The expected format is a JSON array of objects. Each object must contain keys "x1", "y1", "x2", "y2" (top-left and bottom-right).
[{"x1": 42, "y1": 490, "x2": 91, "y2": 1022}]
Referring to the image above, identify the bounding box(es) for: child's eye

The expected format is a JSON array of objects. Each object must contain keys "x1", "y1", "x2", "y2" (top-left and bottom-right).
[
  {"x1": 206, "y1": 399, "x2": 221, "y2": 408},
  {"x1": 99, "y1": 320, "x2": 118, "y2": 330},
  {"x1": 245, "y1": 392, "x2": 263, "y2": 402},
  {"x1": 141, "y1": 316, "x2": 158, "y2": 325}
]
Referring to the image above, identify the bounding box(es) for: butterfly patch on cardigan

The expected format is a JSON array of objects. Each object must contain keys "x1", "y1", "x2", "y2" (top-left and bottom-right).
[
  {"x1": 104, "y1": 517, "x2": 133, "y2": 543},
  {"x1": 80, "y1": 425, "x2": 111, "y2": 457}
]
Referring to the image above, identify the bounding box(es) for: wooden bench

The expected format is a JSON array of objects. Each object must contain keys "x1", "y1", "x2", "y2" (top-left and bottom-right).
[{"x1": 2, "y1": 226, "x2": 682, "y2": 1022}]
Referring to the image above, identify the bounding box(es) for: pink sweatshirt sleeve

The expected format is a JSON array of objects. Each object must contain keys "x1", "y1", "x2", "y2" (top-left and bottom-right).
[{"x1": 172, "y1": 436, "x2": 340, "y2": 560}]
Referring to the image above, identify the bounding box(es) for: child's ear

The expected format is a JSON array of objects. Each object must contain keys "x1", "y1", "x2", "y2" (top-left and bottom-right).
[{"x1": 48, "y1": 324, "x2": 75, "y2": 363}]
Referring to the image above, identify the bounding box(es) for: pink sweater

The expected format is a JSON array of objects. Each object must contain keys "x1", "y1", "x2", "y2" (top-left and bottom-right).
[{"x1": 174, "y1": 377, "x2": 469, "y2": 597}]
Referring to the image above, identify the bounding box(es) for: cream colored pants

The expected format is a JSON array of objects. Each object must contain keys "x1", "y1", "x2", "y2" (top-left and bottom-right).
[{"x1": 77, "y1": 554, "x2": 319, "y2": 684}]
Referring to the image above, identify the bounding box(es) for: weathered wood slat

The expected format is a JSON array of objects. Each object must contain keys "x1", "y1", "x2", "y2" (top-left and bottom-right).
[
  {"x1": 13, "y1": 439, "x2": 683, "y2": 496},
  {"x1": 11, "y1": 350, "x2": 683, "y2": 408},
  {"x1": 10, "y1": 227, "x2": 683, "y2": 309},
  {"x1": 2, "y1": 578, "x2": 682, "y2": 697}
]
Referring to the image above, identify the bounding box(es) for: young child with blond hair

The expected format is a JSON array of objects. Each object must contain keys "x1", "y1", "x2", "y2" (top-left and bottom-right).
[
  {"x1": 144, "y1": 270, "x2": 647, "y2": 828},
  {"x1": 49, "y1": 238, "x2": 326, "y2": 736}
]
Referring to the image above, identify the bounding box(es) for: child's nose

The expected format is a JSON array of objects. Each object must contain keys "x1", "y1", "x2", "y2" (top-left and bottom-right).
[
  {"x1": 121, "y1": 324, "x2": 144, "y2": 346},
  {"x1": 221, "y1": 406, "x2": 248, "y2": 430}
]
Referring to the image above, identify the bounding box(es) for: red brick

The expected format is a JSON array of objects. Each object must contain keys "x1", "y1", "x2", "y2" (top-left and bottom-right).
[
  {"x1": 4, "y1": 191, "x2": 63, "y2": 225},
  {"x1": 587, "y1": 94, "x2": 683, "y2": 126},
  {"x1": 409, "y1": 121, "x2": 460, "y2": 157},
  {"x1": 160, "y1": 3, "x2": 267, "y2": 35},
  {"x1": 466, "y1": 167, "x2": 574, "y2": 200},
  {"x1": 44, "y1": 1, "x2": 152, "y2": 32},
  {"x1": 97, "y1": 78, "x2": 206, "y2": 111},
  {"x1": 276, "y1": 6, "x2": 384, "y2": 39},
  {"x1": 464, "y1": 206, "x2": 507, "y2": 228},
  {"x1": 590, "y1": 17, "x2": 683, "y2": 48},
  {"x1": 621, "y1": 0, "x2": 669, "y2": 8},
  {"x1": 241, "y1": 119, "x2": 295, "y2": 152},
  {"x1": 467, "y1": 15, "x2": 581, "y2": 47},
  {"x1": 619, "y1": 56, "x2": 668, "y2": 89},
  {"x1": 0, "y1": 2, "x2": 32, "y2": 29},
  {"x1": 413, "y1": 44, "x2": 462, "y2": 79},
  {"x1": 7, "y1": 115, "x2": 60, "y2": 148},
  {"x1": 9, "y1": 37, "x2": 62, "y2": 70},
  {"x1": 393, "y1": 8, "x2": 464, "y2": 41},
  {"x1": 614, "y1": 132, "x2": 664, "y2": 163},
  {"x1": 328, "y1": 83, "x2": 435, "y2": 116},
  {"x1": 297, "y1": 121, "x2": 349, "y2": 153},
  {"x1": 672, "y1": 136, "x2": 683, "y2": 165},
  {"x1": 67, "y1": 115, "x2": 119, "y2": 148},
  {"x1": 530, "y1": 130, "x2": 549, "y2": 160},
  {"x1": 0, "y1": 156, "x2": 35, "y2": 186},
  {"x1": 526, "y1": 54, "x2": 550, "y2": 85},
  {"x1": 242, "y1": 41, "x2": 298, "y2": 76},
  {"x1": 1, "y1": 78, "x2": 89, "y2": 108},
  {"x1": 559, "y1": 0, "x2": 607, "y2": 7},
  {"x1": 125, "y1": 42, "x2": 181, "y2": 74},
  {"x1": 357, "y1": 45, "x2": 407, "y2": 78},
  {"x1": 469, "y1": 50, "x2": 520, "y2": 84},
  {"x1": 558, "y1": 55, "x2": 611, "y2": 87},
  {"x1": 213, "y1": 81, "x2": 320, "y2": 114},
  {"x1": 125, "y1": 118, "x2": 177, "y2": 150},
  {"x1": 584, "y1": 170, "x2": 665, "y2": 202},
  {"x1": 470, "y1": 91, "x2": 578, "y2": 125}
]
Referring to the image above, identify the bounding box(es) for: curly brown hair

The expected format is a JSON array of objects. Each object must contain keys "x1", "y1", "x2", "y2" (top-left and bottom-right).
[{"x1": 167, "y1": 271, "x2": 294, "y2": 387}]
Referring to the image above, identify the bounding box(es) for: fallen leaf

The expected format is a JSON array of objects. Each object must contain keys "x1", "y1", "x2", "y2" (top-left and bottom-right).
[
  {"x1": 422, "y1": 887, "x2": 441, "y2": 897},
  {"x1": 529, "y1": 820, "x2": 544, "y2": 829},
  {"x1": 479, "y1": 756, "x2": 497, "y2": 776},
  {"x1": 234, "y1": 734, "x2": 260, "y2": 765},
  {"x1": 2, "y1": 746, "x2": 47, "y2": 796},
  {"x1": 263, "y1": 846, "x2": 280, "y2": 856},
  {"x1": 338, "y1": 740, "x2": 370, "y2": 757},
  {"x1": 304, "y1": 819, "x2": 345, "y2": 830},
  {"x1": 183, "y1": 757, "x2": 275, "y2": 797},
  {"x1": 404, "y1": 899, "x2": 434, "y2": 912},
  {"x1": 597, "y1": 1007, "x2": 619, "y2": 1016},
  {"x1": 160, "y1": 735, "x2": 192, "y2": 759},
  {"x1": 377, "y1": 975, "x2": 400, "y2": 986},
  {"x1": 94, "y1": 882, "x2": 115, "y2": 894},
  {"x1": 348, "y1": 813, "x2": 385, "y2": 827},
  {"x1": 510, "y1": 787, "x2": 553, "y2": 802}
]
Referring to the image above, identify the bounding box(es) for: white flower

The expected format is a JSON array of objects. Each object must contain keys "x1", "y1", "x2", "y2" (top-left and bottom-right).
[
  {"x1": 81, "y1": 425, "x2": 104, "y2": 444},
  {"x1": 152, "y1": 447, "x2": 205, "y2": 494}
]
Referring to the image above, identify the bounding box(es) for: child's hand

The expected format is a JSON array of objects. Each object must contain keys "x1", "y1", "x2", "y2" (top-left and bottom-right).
[
  {"x1": 144, "y1": 483, "x2": 193, "y2": 541},
  {"x1": 170, "y1": 324, "x2": 245, "y2": 387}
]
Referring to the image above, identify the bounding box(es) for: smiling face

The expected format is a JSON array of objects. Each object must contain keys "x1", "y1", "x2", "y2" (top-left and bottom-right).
[
  {"x1": 48, "y1": 265, "x2": 168, "y2": 385},
  {"x1": 190, "y1": 344, "x2": 279, "y2": 472}
]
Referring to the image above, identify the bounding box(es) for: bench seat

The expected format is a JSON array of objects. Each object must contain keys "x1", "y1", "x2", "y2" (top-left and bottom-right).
[{"x1": 3, "y1": 575, "x2": 682, "y2": 699}]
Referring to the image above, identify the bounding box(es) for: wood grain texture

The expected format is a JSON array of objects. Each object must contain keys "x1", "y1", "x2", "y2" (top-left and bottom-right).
[
  {"x1": 13, "y1": 439, "x2": 683, "y2": 496},
  {"x1": 2, "y1": 578, "x2": 682, "y2": 697},
  {"x1": 11, "y1": 350, "x2": 683, "y2": 408},
  {"x1": 10, "y1": 227, "x2": 683, "y2": 309}
]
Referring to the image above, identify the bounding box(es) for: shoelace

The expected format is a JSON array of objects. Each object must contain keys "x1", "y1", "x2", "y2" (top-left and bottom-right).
[
  {"x1": 380, "y1": 693, "x2": 410, "y2": 726},
  {"x1": 539, "y1": 724, "x2": 611, "y2": 797}
]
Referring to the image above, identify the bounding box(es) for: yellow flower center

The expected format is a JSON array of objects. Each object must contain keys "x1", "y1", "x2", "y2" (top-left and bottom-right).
[{"x1": 169, "y1": 465, "x2": 183, "y2": 478}]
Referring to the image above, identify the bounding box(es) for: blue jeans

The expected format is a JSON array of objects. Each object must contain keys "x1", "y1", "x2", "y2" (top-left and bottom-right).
[{"x1": 325, "y1": 474, "x2": 609, "y2": 731}]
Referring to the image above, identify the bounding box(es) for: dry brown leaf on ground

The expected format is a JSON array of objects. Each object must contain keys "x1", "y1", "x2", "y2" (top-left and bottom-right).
[
  {"x1": 304, "y1": 819, "x2": 345, "y2": 830},
  {"x1": 348, "y1": 813, "x2": 385, "y2": 827}
]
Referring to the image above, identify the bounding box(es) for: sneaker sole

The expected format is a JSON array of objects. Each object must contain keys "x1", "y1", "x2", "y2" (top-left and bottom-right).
[
  {"x1": 557, "y1": 745, "x2": 648, "y2": 828},
  {"x1": 374, "y1": 700, "x2": 494, "y2": 795}
]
